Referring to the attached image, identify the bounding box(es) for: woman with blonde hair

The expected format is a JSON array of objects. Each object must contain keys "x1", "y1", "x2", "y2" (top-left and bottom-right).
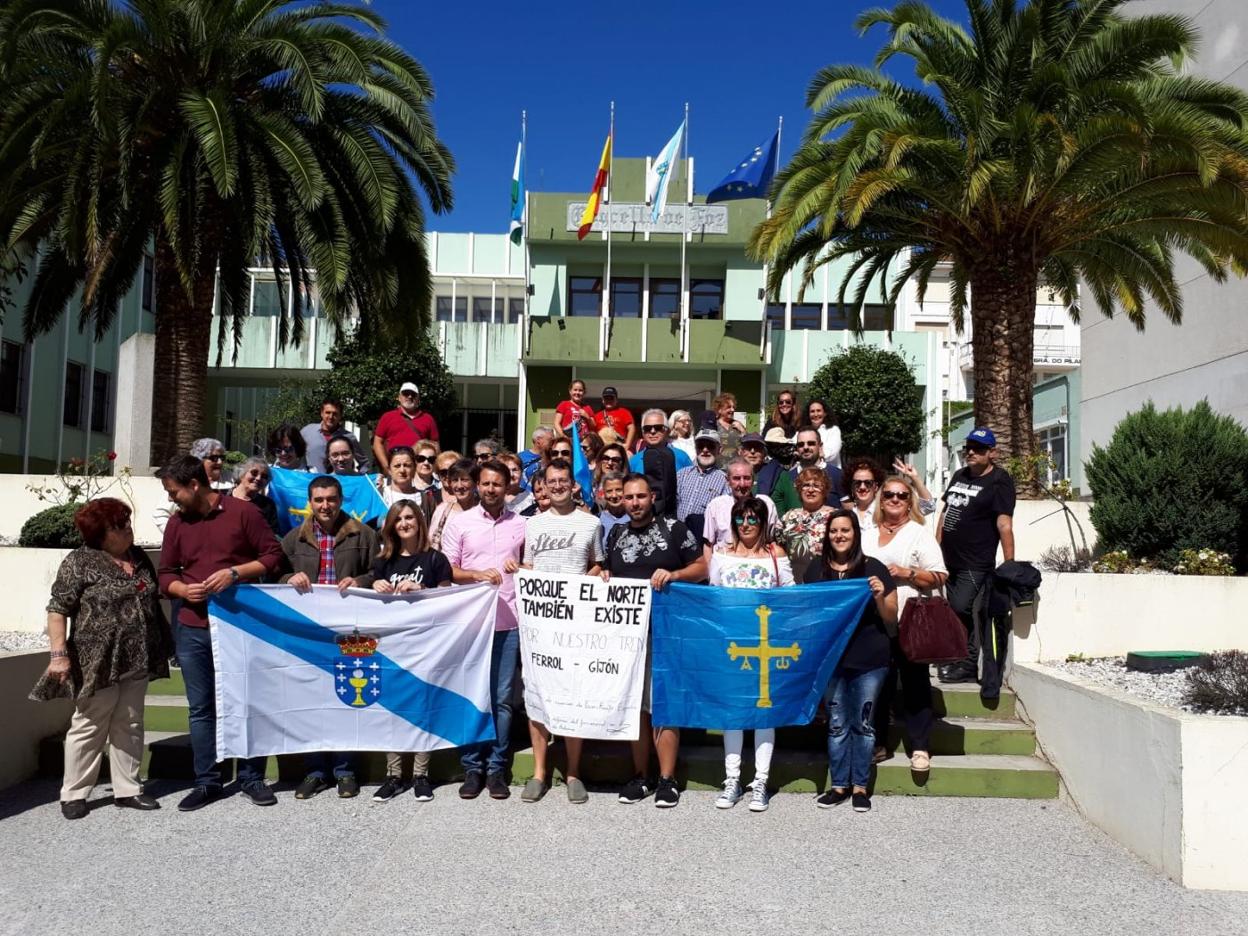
[
  {"x1": 667, "y1": 409, "x2": 696, "y2": 462},
  {"x1": 371, "y1": 500, "x2": 454, "y2": 802}
]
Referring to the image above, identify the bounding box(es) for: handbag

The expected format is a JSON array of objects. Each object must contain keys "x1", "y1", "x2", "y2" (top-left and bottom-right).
[{"x1": 898, "y1": 588, "x2": 967, "y2": 664}]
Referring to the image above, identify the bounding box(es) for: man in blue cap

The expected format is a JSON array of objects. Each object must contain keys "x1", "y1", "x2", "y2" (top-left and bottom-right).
[{"x1": 935, "y1": 427, "x2": 1015, "y2": 686}]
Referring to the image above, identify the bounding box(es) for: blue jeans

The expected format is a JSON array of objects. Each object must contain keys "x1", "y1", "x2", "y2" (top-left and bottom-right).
[
  {"x1": 175, "y1": 622, "x2": 267, "y2": 789},
  {"x1": 461, "y1": 628, "x2": 520, "y2": 776},
  {"x1": 827, "y1": 666, "x2": 889, "y2": 789},
  {"x1": 304, "y1": 753, "x2": 357, "y2": 780}
]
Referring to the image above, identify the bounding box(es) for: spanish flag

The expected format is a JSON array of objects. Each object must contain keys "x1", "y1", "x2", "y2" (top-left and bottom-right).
[{"x1": 577, "y1": 133, "x2": 612, "y2": 240}]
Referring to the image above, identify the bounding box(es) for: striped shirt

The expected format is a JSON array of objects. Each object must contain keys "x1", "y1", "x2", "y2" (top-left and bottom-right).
[{"x1": 676, "y1": 465, "x2": 729, "y2": 523}]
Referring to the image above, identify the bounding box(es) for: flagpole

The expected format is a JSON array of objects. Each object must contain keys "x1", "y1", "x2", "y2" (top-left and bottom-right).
[
  {"x1": 761, "y1": 115, "x2": 782, "y2": 359},
  {"x1": 600, "y1": 101, "x2": 614, "y2": 361},
  {"x1": 680, "y1": 101, "x2": 690, "y2": 361},
  {"x1": 521, "y1": 109, "x2": 530, "y2": 358}
]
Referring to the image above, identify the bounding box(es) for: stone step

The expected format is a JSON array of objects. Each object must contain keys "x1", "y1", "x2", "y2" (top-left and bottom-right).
[{"x1": 133, "y1": 733, "x2": 1058, "y2": 799}]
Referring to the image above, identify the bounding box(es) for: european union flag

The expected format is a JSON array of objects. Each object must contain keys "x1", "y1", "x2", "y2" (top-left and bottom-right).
[
  {"x1": 705, "y1": 131, "x2": 779, "y2": 204},
  {"x1": 650, "y1": 580, "x2": 871, "y2": 729},
  {"x1": 267, "y1": 467, "x2": 388, "y2": 534}
]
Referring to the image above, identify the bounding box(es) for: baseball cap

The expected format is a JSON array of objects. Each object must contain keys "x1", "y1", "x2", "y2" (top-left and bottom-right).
[
  {"x1": 740, "y1": 432, "x2": 766, "y2": 448},
  {"x1": 400, "y1": 382, "x2": 420, "y2": 395},
  {"x1": 966, "y1": 427, "x2": 996, "y2": 448},
  {"x1": 601, "y1": 386, "x2": 618, "y2": 397},
  {"x1": 693, "y1": 428, "x2": 721, "y2": 447}
]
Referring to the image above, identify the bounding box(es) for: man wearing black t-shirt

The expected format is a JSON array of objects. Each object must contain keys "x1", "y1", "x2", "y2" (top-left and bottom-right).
[
  {"x1": 936, "y1": 427, "x2": 1015, "y2": 688},
  {"x1": 605, "y1": 474, "x2": 706, "y2": 808}
]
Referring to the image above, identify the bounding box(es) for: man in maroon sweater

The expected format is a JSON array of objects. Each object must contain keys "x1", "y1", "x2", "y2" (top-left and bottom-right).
[{"x1": 157, "y1": 454, "x2": 284, "y2": 811}]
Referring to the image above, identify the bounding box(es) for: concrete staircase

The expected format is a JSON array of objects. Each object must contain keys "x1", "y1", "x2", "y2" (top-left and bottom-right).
[{"x1": 126, "y1": 669, "x2": 1058, "y2": 799}]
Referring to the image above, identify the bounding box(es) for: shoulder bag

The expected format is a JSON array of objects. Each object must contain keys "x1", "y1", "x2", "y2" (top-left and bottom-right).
[{"x1": 898, "y1": 580, "x2": 967, "y2": 665}]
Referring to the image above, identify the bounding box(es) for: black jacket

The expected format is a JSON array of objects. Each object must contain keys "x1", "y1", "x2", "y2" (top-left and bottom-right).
[{"x1": 989, "y1": 560, "x2": 1042, "y2": 616}]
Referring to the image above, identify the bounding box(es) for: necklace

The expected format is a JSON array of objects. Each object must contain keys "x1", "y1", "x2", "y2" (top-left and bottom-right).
[{"x1": 880, "y1": 518, "x2": 906, "y2": 535}]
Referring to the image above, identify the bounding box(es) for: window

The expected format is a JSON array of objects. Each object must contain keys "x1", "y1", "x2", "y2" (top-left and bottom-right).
[
  {"x1": 90, "y1": 370, "x2": 111, "y2": 433},
  {"x1": 508, "y1": 298, "x2": 524, "y2": 323},
  {"x1": 472, "y1": 297, "x2": 493, "y2": 323},
  {"x1": 435, "y1": 295, "x2": 467, "y2": 322},
  {"x1": 826, "y1": 305, "x2": 849, "y2": 331},
  {"x1": 861, "y1": 304, "x2": 891, "y2": 330},
  {"x1": 790, "y1": 303, "x2": 822, "y2": 330},
  {"x1": 251, "y1": 278, "x2": 284, "y2": 316},
  {"x1": 141, "y1": 255, "x2": 154, "y2": 313},
  {"x1": 689, "y1": 279, "x2": 724, "y2": 320},
  {"x1": 610, "y1": 278, "x2": 642, "y2": 318},
  {"x1": 1036, "y1": 425, "x2": 1068, "y2": 482},
  {"x1": 568, "y1": 276, "x2": 602, "y2": 317},
  {"x1": 649, "y1": 279, "x2": 680, "y2": 319},
  {"x1": 0, "y1": 340, "x2": 25, "y2": 415},
  {"x1": 765, "y1": 303, "x2": 786, "y2": 330},
  {"x1": 63, "y1": 361, "x2": 84, "y2": 428}
]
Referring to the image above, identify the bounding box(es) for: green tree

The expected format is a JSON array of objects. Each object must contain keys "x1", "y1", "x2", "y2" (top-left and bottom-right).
[
  {"x1": 0, "y1": 0, "x2": 453, "y2": 464},
  {"x1": 316, "y1": 327, "x2": 457, "y2": 436},
  {"x1": 750, "y1": 0, "x2": 1248, "y2": 464},
  {"x1": 804, "y1": 344, "x2": 925, "y2": 462}
]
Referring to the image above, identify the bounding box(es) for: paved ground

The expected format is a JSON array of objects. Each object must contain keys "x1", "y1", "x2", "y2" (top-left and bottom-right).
[{"x1": 2, "y1": 777, "x2": 1245, "y2": 936}]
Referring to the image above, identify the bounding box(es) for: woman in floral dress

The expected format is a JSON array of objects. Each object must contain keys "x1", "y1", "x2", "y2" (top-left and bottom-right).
[{"x1": 777, "y1": 467, "x2": 836, "y2": 582}]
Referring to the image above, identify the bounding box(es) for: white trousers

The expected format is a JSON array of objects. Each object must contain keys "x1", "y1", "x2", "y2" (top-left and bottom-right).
[
  {"x1": 61, "y1": 676, "x2": 148, "y2": 801},
  {"x1": 723, "y1": 729, "x2": 775, "y2": 784}
]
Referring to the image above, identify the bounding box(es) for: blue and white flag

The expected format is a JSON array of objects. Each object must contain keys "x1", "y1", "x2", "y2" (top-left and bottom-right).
[
  {"x1": 267, "y1": 466, "x2": 387, "y2": 534},
  {"x1": 646, "y1": 119, "x2": 686, "y2": 223},
  {"x1": 208, "y1": 584, "x2": 498, "y2": 758},
  {"x1": 705, "y1": 130, "x2": 779, "y2": 204},
  {"x1": 569, "y1": 419, "x2": 596, "y2": 504},
  {"x1": 650, "y1": 580, "x2": 871, "y2": 729}
]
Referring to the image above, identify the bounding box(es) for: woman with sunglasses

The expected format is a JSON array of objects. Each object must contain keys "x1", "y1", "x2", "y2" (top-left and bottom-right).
[
  {"x1": 231, "y1": 456, "x2": 280, "y2": 535},
  {"x1": 709, "y1": 496, "x2": 795, "y2": 813},
  {"x1": 804, "y1": 509, "x2": 898, "y2": 813},
  {"x1": 380, "y1": 446, "x2": 439, "y2": 527},
  {"x1": 845, "y1": 457, "x2": 885, "y2": 532},
  {"x1": 432, "y1": 451, "x2": 462, "y2": 502},
  {"x1": 593, "y1": 443, "x2": 628, "y2": 507},
  {"x1": 413, "y1": 441, "x2": 440, "y2": 494},
  {"x1": 762, "y1": 389, "x2": 801, "y2": 443},
  {"x1": 865, "y1": 476, "x2": 947, "y2": 774},
  {"x1": 266, "y1": 423, "x2": 309, "y2": 471},
  {"x1": 429, "y1": 458, "x2": 476, "y2": 551},
  {"x1": 803, "y1": 399, "x2": 842, "y2": 468}
]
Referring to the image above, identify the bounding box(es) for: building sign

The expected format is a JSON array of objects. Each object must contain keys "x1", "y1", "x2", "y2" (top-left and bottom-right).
[{"x1": 566, "y1": 202, "x2": 729, "y2": 235}]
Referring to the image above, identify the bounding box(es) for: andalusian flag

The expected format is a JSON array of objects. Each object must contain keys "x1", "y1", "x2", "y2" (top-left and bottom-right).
[
  {"x1": 509, "y1": 140, "x2": 525, "y2": 245},
  {"x1": 577, "y1": 133, "x2": 612, "y2": 240}
]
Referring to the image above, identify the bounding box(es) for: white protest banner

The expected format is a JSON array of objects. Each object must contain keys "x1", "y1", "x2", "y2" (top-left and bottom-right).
[{"x1": 515, "y1": 569, "x2": 651, "y2": 741}]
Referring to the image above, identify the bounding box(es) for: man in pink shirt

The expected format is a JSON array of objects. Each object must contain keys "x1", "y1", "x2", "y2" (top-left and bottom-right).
[
  {"x1": 372, "y1": 382, "x2": 440, "y2": 473},
  {"x1": 440, "y1": 458, "x2": 526, "y2": 801}
]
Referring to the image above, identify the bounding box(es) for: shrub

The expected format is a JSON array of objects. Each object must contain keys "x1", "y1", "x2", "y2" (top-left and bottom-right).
[
  {"x1": 1183, "y1": 651, "x2": 1248, "y2": 715},
  {"x1": 1091, "y1": 549, "x2": 1155, "y2": 574},
  {"x1": 1038, "y1": 545, "x2": 1091, "y2": 573},
  {"x1": 1085, "y1": 401, "x2": 1248, "y2": 572},
  {"x1": 1172, "y1": 548, "x2": 1235, "y2": 576},
  {"x1": 19, "y1": 504, "x2": 83, "y2": 549},
  {"x1": 804, "y1": 345, "x2": 926, "y2": 462}
]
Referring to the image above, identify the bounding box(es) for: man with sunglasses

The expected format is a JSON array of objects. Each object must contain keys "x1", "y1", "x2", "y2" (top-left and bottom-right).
[
  {"x1": 594, "y1": 386, "x2": 636, "y2": 451},
  {"x1": 936, "y1": 427, "x2": 1016, "y2": 686},
  {"x1": 676, "y1": 428, "x2": 729, "y2": 542},
  {"x1": 372, "y1": 382, "x2": 440, "y2": 474},
  {"x1": 628, "y1": 409, "x2": 692, "y2": 519},
  {"x1": 790, "y1": 425, "x2": 848, "y2": 506}
]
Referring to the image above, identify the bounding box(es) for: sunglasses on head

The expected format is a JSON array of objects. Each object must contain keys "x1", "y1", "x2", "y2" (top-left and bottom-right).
[
  {"x1": 733, "y1": 515, "x2": 762, "y2": 527},
  {"x1": 881, "y1": 490, "x2": 911, "y2": 501}
]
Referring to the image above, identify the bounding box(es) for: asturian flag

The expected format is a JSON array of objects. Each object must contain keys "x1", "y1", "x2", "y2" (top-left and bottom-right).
[
  {"x1": 645, "y1": 119, "x2": 685, "y2": 223},
  {"x1": 705, "y1": 130, "x2": 779, "y2": 204},
  {"x1": 650, "y1": 580, "x2": 871, "y2": 729},
  {"x1": 509, "y1": 139, "x2": 526, "y2": 245},
  {"x1": 266, "y1": 466, "x2": 387, "y2": 534},
  {"x1": 208, "y1": 584, "x2": 498, "y2": 758}
]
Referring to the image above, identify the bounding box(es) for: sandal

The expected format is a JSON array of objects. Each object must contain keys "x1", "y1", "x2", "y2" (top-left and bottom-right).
[{"x1": 910, "y1": 751, "x2": 931, "y2": 773}]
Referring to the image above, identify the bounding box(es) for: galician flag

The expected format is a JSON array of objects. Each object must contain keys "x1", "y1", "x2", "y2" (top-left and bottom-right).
[
  {"x1": 577, "y1": 133, "x2": 612, "y2": 240},
  {"x1": 509, "y1": 140, "x2": 525, "y2": 245},
  {"x1": 645, "y1": 119, "x2": 685, "y2": 223}
]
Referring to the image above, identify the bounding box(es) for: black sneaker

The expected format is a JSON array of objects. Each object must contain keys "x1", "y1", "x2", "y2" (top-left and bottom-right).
[
  {"x1": 373, "y1": 777, "x2": 405, "y2": 802},
  {"x1": 459, "y1": 770, "x2": 485, "y2": 799},
  {"x1": 337, "y1": 773, "x2": 360, "y2": 798},
  {"x1": 654, "y1": 776, "x2": 679, "y2": 808},
  {"x1": 852, "y1": 791, "x2": 872, "y2": 813},
  {"x1": 816, "y1": 788, "x2": 851, "y2": 809},
  {"x1": 618, "y1": 775, "x2": 653, "y2": 804},
  {"x1": 177, "y1": 785, "x2": 221, "y2": 812},
  {"x1": 486, "y1": 772, "x2": 510, "y2": 800},
  {"x1": 240, "y1": 782, "x2": 276, "y2": 806},
  {"x1": 61, "y1": 800, "x2": 89, "y2": 820},
  {"x1": 294, "y1": 774, "x2": 329, "y2": 800},
  {"x1": 412, "y1": 776, "x2": 434, "y2": 802}
]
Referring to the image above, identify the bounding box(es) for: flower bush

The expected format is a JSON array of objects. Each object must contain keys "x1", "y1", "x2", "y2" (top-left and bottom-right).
[
  {"x1": 1172, "y1": 549, "x2": 1235, "y2": 576},
  {"x1": 1091, "y1": 549, "x2": 1156, "y2": 574},
  {"x1": 25, "y1": 449, "x2": 133, "y2": 507}
]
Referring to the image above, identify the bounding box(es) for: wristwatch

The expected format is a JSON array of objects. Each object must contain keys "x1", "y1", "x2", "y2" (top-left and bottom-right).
[{"x1": 229, "y1": 568, "x2": 240, "y2": 584}]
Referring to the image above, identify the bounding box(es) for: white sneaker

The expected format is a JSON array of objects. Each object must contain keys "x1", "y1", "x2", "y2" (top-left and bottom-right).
[
  {"x1": 715, "y1": 778, "x2": 743, "y2": 809},
  {"x1": 748, "y1": 780, "x2": 771, "y2": 813}
]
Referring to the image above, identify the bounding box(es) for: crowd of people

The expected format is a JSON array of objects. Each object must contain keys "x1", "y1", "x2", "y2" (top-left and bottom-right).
[{"x1": 33, "y1": 379, "x2": 1016, "y2": 821}]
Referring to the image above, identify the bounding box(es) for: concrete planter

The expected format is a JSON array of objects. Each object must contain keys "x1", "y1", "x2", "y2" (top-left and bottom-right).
[
  {"x1": 0, "y1": 547, "x2": 72, "y2": 635},
  {"x1": 0, "y1": 650, "x2": 72, "y2": 790},
  {"x1": 1012, "y1": 571, "x2": 1248, "y2": 664},
  {"x1": 1012, "y1": 662, "x2": 1248, "y2": 890}
]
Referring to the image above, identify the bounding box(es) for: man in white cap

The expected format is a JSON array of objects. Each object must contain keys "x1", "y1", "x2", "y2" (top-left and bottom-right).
[{"x1": 372, "y1": 381, "x2": 440, "y2": 474}]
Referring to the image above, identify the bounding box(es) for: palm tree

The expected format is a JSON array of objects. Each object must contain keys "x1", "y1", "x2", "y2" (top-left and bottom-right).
[
  {"x1": 0, "y1": 0, "x2": 453, "y2": 464},
  {"x1": 750, "y1": 0, "x2": 1248, "y2": 465}
]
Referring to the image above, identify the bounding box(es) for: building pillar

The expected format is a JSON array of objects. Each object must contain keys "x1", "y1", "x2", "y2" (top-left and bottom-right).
[{"x1": 112, "y1": 333, "x2": 156, "y2": 474}]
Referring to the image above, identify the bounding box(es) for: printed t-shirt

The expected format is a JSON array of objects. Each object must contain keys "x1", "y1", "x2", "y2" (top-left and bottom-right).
[
  {"x1": 524, "y1": 508, "x2": 606, "y2": 574},
  {"x1": 371, "y1": 549, "x2": 453, "y2": 589},
  {"x1": 940, "y1": 466, "x2": 1016, "y2": 571},
  {"x1": 605, "y1": 516, "x2": 700, "y2": 580},
  {"x1": 555, "y1": 400, "x2": 596, "y2": 432}
]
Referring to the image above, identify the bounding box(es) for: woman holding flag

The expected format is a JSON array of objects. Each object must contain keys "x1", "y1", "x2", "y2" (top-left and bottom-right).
[{"x1": 708, "y1": 496, "x2": 794, "y2": 813}]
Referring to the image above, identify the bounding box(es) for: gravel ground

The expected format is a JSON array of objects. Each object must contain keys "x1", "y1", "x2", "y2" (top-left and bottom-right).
[
  {"x1": 2, "y1": 777, "x2": 1247, "y2": 936},
  {"x1": 1050, "y1": 657, "x2": 1246, "y2": 715},
  {"x1": 0, "y1": 631, "x2": 47, "y2": 653}
]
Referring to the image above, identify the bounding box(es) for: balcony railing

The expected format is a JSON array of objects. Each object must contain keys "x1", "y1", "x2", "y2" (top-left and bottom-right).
[{"x1": 958, "y1": 343, "x2": 1080, "y2": 369}]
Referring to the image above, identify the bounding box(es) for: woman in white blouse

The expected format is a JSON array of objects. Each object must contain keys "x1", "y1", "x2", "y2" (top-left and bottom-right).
[
  {"x1": 863, "y1": 475, "x2": 948, "y2": 773},
  {"x1": 708, "y1": 496, "x2": 794, "y2": 813}
]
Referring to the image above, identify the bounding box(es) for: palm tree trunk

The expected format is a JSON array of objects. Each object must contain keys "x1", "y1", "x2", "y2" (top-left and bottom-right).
[
  {"x1": 968, "y1": 262, "x2": 1038, "y2": 470},
  {"x1": 149, "y1": 229, "x2": 217, "y2": 466}
]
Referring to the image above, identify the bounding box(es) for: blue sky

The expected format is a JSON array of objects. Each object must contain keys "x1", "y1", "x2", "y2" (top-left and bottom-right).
[{"x1": 375, "y1": 0, "x2": 970, "y2": 233}]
